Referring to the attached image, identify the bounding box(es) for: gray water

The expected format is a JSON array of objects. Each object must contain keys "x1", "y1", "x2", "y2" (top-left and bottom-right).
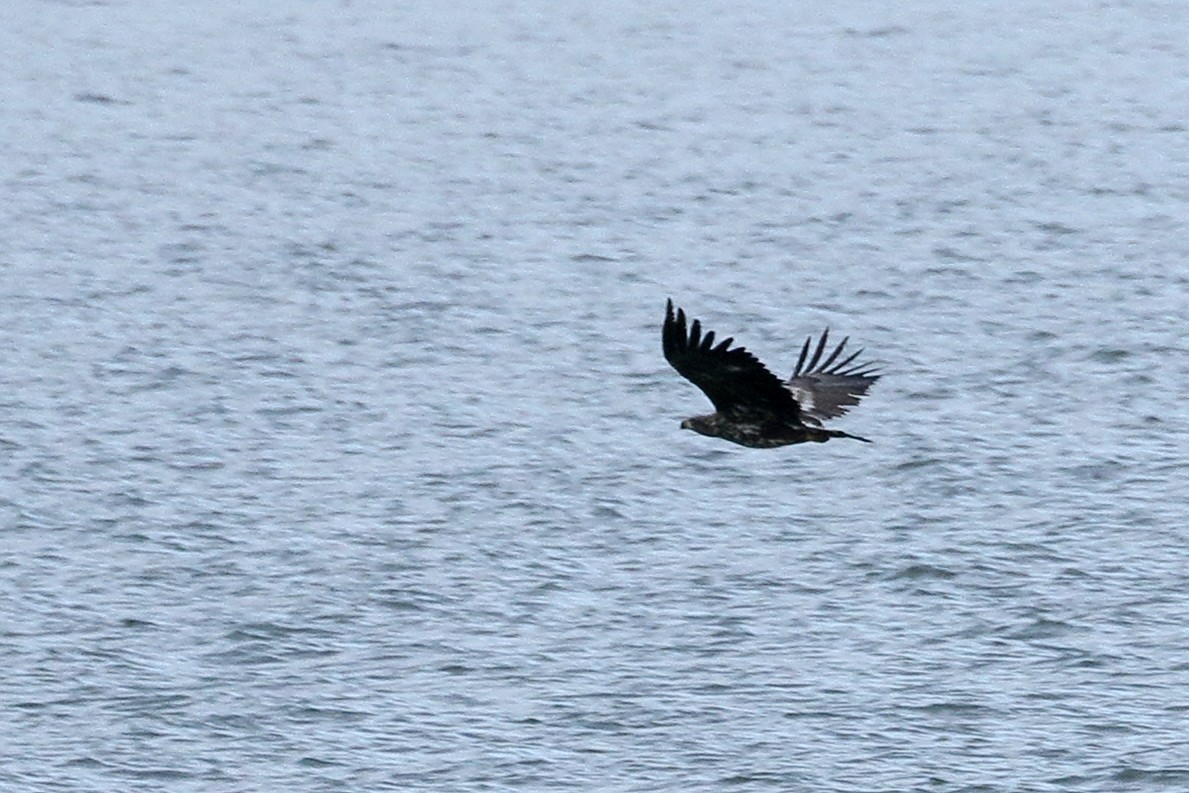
[{"x1": 2, "y1": 1, "x2": 1188, "y2": 791}]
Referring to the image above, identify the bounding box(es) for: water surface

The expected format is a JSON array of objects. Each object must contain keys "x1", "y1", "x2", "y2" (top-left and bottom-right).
[{"x1": 1, "y1": 1, "x2": 1187, "y2": 791}]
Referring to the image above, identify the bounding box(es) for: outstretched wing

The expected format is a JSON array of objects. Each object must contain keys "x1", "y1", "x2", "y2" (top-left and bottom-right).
[
  {"x1": 663, "y1": 299, "x2": 801, "y2": 421},
  {"x1": 786, "y1": 329, "x2": 881, "y2": 425}
]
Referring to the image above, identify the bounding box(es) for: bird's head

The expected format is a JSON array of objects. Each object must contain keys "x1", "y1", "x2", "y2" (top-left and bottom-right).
[{"x1": 681, "y1": 416, "x2": 716, "y2": 436}]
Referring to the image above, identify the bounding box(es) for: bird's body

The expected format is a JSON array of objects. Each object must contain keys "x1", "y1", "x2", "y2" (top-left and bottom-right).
[
  {"x1": 678, "y1": 413, "x2": 843, "y2": 448},
  {"x1": 662, "y1": 299, "x2": 881, "y2": 448}
]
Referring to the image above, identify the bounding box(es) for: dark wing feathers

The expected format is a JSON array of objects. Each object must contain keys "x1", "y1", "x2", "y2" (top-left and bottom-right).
[
  {"x1": 663, "y1": 299, "x2": 801, "y2": 420},
  {"x1": 663, "y1": 301, "x2": 881, "y2": 426},
  {"x1": 787, "y1": 328, "x2": 881, "y2": 424}
]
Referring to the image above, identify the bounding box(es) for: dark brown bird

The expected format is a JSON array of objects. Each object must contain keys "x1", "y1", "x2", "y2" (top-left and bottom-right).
[{"x1": 662, "y1": 299, "x2": 881, "y2": 448}]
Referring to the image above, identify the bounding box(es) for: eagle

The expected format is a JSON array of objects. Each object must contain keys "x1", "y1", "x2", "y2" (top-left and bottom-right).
[{"x1": 662, "y1": 299, "x2": 881, "y2": 448}]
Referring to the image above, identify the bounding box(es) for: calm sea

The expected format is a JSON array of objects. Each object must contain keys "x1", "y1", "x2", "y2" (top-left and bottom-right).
[{"x1": 2, "y1": 1, "x2": 1187, "y2": 791}]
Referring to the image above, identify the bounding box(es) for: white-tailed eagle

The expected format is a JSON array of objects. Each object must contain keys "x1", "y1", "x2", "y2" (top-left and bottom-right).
[{"x1": 663, "y1": 299, "x2": 881, "y2": 448}]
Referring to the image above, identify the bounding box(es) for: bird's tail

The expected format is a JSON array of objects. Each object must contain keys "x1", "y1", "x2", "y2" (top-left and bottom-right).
[{"x1": 828, "y1": 429, "x2": 873, "y2": 444}]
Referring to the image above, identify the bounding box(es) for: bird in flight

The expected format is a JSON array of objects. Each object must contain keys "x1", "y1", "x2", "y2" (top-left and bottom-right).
[{"x1": 662, "y1": 299, "x2": 881, "y2": 448}]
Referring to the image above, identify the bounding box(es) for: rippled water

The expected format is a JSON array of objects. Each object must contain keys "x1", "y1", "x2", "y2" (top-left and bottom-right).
[{"x1": 2, "y1": 1, "x2": 1188, "y2": 791}]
